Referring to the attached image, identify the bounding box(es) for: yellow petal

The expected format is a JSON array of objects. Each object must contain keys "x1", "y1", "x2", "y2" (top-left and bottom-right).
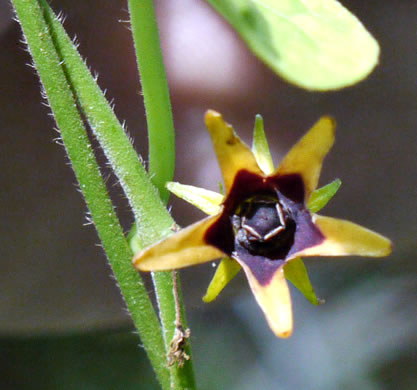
[
  {"x1": 241, "y1": 264, "x2": 293, "y2": 338},
  {"x1": 203, "y1": 257, "x2": 242, "y2": 303},
  {"x1": 296, "y1": 215, "x2": 392, "y2": 258},
  {"x1": 275, "y1": 116, "x2": 335, "y2": 201},
  {"x1": 205, "y1": 110, "x2": 264, "y2": 193},
  {"x1": 133, "y1": 215, "x2": 224, "y2": 271},
  {"x1": 167, "y1": 181, "x2": 224, "y2": 215}
]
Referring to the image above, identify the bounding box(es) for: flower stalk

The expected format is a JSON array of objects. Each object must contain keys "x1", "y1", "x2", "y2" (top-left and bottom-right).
[{"x1": 128, "y1": 1, "x2": 196, "y2": 389}]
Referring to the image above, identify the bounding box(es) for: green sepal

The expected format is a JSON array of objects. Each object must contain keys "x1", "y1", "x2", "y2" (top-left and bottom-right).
[
  {"x1": 203, "y1": 257, "x2": 242, "y2": 302},
  {"x1": 308, "y1": 178, "x2": 342, "y2": 213},
  {"x1": 252, "y1": 114, "x2": 274, "y2": 174},
  {"x1": 166, "y1": 182, "x2": 224, "y2": 215},
  {"x1": 284, "y1": 257, "x2": 323, "y2": 305}
]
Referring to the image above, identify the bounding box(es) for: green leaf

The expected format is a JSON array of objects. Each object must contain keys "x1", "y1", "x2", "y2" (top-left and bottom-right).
[
  {"x1": 203, "y1": 257, "x2": 242, "y2": 302},
  {"x1": 167, "y1": 182, "x2": 224, "y2": 215},
  {"x1": 308, "y1": 178, "x2": 342, "y2": 213},
  {"x1": 206, "y1": 0, "x2": 380, "y2": 90},
  {"x1": 252, "y1": 114, "x2": 274, "y2": 174},
  {"x1": 284, "y1": 258, "x2": 322, "y2": 305}
]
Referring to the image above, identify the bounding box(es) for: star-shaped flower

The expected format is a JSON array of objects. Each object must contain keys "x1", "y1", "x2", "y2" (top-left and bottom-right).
[{"x1": 133, "y1": 110, "x2": 391, "y2": 338}]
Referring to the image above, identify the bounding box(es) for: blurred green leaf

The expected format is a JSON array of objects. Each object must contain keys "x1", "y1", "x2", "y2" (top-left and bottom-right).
[
  {"x1": 206, "y1": 0, "x2": 379, "y2": 90},
  {"x1": 1, "y1": 332, "x2": 161, "y2": 390}
]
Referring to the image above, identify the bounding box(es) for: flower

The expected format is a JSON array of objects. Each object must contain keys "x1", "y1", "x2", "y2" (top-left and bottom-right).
[{"x1": 133, "y1": 110, "x2": 392, "y2": 338}]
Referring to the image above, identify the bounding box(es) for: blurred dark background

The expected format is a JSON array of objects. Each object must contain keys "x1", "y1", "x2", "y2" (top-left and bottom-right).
[{"x1": 1, "y1": 0, "x2": 416, "y2": 389}]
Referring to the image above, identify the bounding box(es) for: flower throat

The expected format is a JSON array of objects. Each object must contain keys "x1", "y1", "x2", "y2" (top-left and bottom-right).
[{"x1": 232, "y1": 193, "x2": 296, "y2": 257}]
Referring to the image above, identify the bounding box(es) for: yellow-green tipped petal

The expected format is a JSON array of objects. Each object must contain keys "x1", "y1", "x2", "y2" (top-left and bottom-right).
[
  {"x1": 297, "y1": 215, "x2": 392, "y2": 258},
  {"x1": 167, "y1": 181, "x2": 224, "y2": 215},
  {"x1": 203, "y1": 257, "x2": 242, "y2": 303},
  {"x1": 308, "y1": 178, "x2": 342, "y2": 213},
  {"x1": 205, "y1": 110, "x2": 263, "y2": 193},
  {"x1": 242, "y1": 264, "x2": 293, "y2": 338},
  {"x1": 133, "y1": 215, "x2": 224, "y2": 271},
  {"x1": 284, "y1": 257, "x2": 321, "y2": 305},
  {"x1": 275, "y1": 117, "x2": 335, "y2": 200},
  {"x1": 252, "y1": 114, "x2": 275, "y2": 175}
]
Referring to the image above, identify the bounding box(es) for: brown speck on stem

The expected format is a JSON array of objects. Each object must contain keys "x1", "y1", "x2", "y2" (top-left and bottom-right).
[{"x1": 167, "y1": 270, "x2": 191, "y2": 367}]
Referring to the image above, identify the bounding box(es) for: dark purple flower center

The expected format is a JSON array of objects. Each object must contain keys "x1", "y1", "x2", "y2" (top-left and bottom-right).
[
  {"x1": 232, "y1": 194, "x2": 296, "y2": 258},
  {"x1": 205, "y1": 170, "x2": 324, "y2": 285}
]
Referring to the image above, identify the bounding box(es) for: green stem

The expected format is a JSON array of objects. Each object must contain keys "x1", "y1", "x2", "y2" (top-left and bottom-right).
[
  {"x1": 36, "y1": 0, "x2": 173, "y2": 247},
  {"x1": 128, "y1": 0, "x2": 175, "y2": 204},
  {"x1": 152, "y1": 271, "x2": 196, "y2": 390},
  {"x1": 11, "y1": 0, "x2": 169, "y2": 387},
  {"x1": 128, "y1": 1, "x2": 196, "y2": 388}
]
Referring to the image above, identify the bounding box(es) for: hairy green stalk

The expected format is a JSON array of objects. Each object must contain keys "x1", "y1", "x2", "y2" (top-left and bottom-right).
[
  {"x1": 128, "y1": 1, "x2": 196, "y2": 388},
  {"x1": 12, "y1": 0, "x2": 171, "y2": 387},
  {"x1": 128, "y1": 0, "x2": 175, "y2": 204}
]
